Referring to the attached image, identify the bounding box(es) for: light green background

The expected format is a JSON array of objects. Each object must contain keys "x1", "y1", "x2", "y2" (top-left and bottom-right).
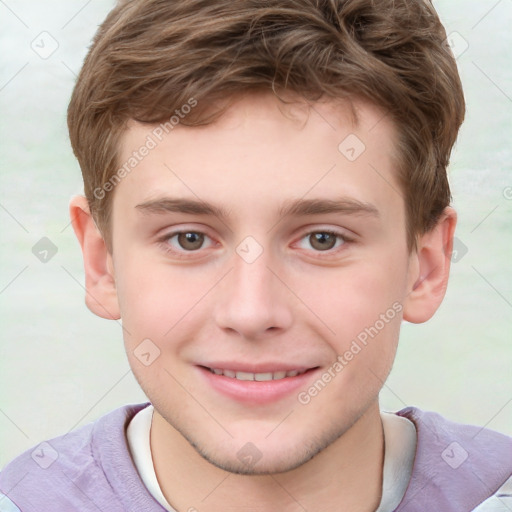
[{"x1": 0, "y1": 0, "x2": 511, "y2": 467}]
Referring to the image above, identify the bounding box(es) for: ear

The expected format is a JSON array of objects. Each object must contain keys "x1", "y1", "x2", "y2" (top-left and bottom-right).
[
  {"x1": 69, "y1": 195, "x2": 120, "y2": 320},
  {"x1": 402, "y1": 207, "x2": 457, "y2": 323}
]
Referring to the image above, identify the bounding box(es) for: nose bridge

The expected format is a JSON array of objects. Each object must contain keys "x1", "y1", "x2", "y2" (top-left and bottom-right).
[
  {"x1": 233, "y1": 252, "x2": 274, "y2": 300},
  {"x1": 213, "y1": 245, "x2": 293, "y2": 338}
]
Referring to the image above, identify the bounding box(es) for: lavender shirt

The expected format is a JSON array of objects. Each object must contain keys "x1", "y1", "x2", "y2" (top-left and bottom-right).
[{"x1": 1, "y1": 403, "x2": 511, "y2": 511}]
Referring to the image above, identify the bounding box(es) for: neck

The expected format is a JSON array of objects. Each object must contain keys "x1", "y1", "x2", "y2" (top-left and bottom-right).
[{"x1": 150, "y1": 402, "x2": 384, "y2": 512}]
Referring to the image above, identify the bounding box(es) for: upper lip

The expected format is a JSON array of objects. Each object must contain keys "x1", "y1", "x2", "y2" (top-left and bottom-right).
[{"x1": 198, "y1": 362, "x2": 317, "y2": 373}]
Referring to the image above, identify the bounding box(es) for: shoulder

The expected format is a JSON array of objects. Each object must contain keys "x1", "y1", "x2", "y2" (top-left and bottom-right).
[
  {"x1": 395, "y1": 407, "x2": 512, "y2": 512},
  {"x1": 0, "y1": 402, "x2": 157, "y2": 512},
  {"x1": 473, "y1": 476, "x2": 512, "y2": 511}
]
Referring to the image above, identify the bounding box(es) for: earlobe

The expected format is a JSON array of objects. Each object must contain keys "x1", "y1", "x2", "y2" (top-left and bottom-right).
[
  {"x1": 402, "y1": 207, "x2": 457, "y2": 324},
  {"x1": 69, "y1": 195, "x2": 121, "y2": 320}
]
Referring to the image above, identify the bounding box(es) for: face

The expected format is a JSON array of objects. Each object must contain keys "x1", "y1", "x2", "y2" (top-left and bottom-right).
[{"x1": 108, "y1": 94, "x2": 417, "y2": 474}]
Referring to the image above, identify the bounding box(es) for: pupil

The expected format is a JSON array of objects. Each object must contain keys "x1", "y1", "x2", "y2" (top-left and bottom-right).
[
  {"x1": 311, "y1": 232, "x2": 335, "y2": 251},
  {"x1": 178, "y1": 232, "x2": 204, "y2": 250}
]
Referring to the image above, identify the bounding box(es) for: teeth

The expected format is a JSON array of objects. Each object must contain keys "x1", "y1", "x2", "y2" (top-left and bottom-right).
[
  {"x1": 210, "y1": 368, "x2": 306, "y2": 380},
  {"x1": 254, "y1": 372, "x2": 273, "y2": 381},
  {"x1": 235, "y1": 371, "x2": 254, "y2": 381}
]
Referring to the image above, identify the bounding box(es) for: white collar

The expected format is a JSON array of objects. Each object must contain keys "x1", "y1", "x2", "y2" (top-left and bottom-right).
[{"x1": 127, "y1": 405, "x2": 417, "y2": 512}]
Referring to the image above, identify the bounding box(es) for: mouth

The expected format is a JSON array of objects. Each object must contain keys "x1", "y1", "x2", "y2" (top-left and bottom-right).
[
  {"x1": 198, "y1": 364, "x2": 319, "y2": 404},
  {"x1": 206, "y1": 367, "x2": 309, "y2": 381}
]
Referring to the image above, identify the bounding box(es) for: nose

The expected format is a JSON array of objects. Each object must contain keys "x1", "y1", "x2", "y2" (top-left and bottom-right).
[{"x1": 213, "y1": 249, "x2": 293, "y2": 340}]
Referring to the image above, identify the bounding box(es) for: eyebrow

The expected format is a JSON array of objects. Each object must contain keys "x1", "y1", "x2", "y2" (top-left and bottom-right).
[
  {"x1": 277, "y1": 197, "x2": 379, "y2": 218},
  {"x1": 135, "y1": 197, "x2": 380, "y2": 220}
]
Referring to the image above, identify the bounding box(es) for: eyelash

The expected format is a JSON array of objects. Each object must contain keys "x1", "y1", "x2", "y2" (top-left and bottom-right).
[{"x1": 157, "y1": 228, "x2": 354, "y2": 259}]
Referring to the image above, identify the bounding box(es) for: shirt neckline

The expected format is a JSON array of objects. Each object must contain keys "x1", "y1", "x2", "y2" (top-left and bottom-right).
[{"x1": 126, "y1": 404, "x2": 417, "y2": 512}]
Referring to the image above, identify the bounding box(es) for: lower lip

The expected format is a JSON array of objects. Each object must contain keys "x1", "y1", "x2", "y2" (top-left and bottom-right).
[{"x1": 197, "y1": 366, "x2": 318, "y2": 405}]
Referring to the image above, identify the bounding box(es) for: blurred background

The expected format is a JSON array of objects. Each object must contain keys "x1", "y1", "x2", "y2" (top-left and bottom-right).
[{"x1": 0, "y1": 0, "x2": 511, "y2": 467}]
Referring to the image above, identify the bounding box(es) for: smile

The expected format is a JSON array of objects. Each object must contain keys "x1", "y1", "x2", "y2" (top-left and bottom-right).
[
  {"x1": 199, "y1": 365, "x2": 319, "y2": 404},
  {"x1": 207, "y1": 368, "x2": 308, "y2": 381}
]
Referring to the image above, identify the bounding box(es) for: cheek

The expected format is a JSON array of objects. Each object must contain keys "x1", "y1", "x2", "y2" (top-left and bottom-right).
[
  {"x1": 114, "y1": 254, "x2": 172, "y2": 338},
  {"x1": 311, "y1": 283, "x2": 403, "y2": 411},
  {"x1": 114, "y1": 255, "x2": 215, "y2": 347},
  {"x1": 294, "y1": 255, "x2": 406, "y2": 393},
  {"x1": 301, "y1": 258, "x2": 407, "y2": 338}
]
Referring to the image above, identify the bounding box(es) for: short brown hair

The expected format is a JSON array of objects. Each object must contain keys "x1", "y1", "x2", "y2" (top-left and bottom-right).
[{"x1": 67, "y1": 0, "x2": 465, "y2": 251}]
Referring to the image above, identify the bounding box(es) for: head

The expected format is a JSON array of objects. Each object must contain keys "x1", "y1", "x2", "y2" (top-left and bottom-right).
[{"x1": 68, "y1": 0, "x2": 464, "y2": 474}]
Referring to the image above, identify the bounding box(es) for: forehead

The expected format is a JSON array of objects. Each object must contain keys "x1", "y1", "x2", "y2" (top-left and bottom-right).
[{"x1": 113, "y1": 94, "x2": 402, "y2": 227}]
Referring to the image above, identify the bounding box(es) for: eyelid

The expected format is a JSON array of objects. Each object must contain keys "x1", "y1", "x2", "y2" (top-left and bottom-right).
[
  {"x1": 157, "y1": 223, "x2": 215, "y2": 241},
  {"x1": 155, "y1": 224, "x2": 355, "y2": 259},
  {"x1": 157, "y1": 226, "x2": 218, "y2": 257},
  {"x1": 294, "y1": 228, "x2": 353, "y2": 253}
]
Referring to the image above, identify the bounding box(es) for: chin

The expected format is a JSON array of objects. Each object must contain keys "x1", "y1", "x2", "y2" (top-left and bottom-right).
[
  {"x1": 192, "y1": 441, "x2": 319, "y2": 476},
  {"x1": 183, "y1": 422, "x2": 349, "y2": 476}
]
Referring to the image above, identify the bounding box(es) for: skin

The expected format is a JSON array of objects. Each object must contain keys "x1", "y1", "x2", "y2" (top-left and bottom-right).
[{"x1": 70, "y1": 93, "x2": 456, "y2": 512}]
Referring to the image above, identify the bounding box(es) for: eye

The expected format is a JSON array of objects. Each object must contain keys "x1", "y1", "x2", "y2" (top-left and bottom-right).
[
  {"x1": 296, "y1": 230, "x2": 348, "y2": 252},
  {"x1": 162, "y1": 231, "x2": 214, "y2": 252}
]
